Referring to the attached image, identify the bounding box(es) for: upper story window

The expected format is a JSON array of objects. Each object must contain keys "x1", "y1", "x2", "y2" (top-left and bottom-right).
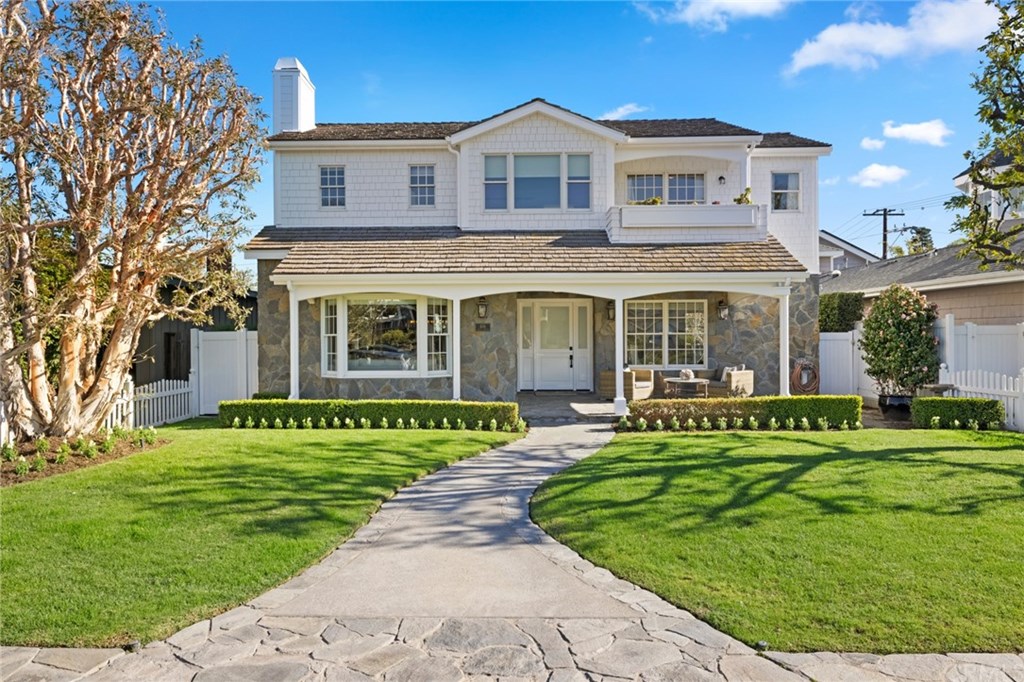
[
  {"x1": 771, "y1": 172, "x2": 800, "y2": 211},
  {"x1": 484, "y1": 155, "x2": 508, "y2": 210},
  {"x1": 410, "y1": 165, "x2": 435, "y2": 207},
  {"x1": 668, "y1": 174, "x2": 705, "y2": 204},
  {"x1": 515, "y1": 155, "x2": 560, "y2": 209},
  {"x1": 484, "y1": 153, "x2": 592, "y2": 211},
  {"x1": 567, "y1": 154, "x2": 591, "y2": 209},
  {"x1": 320, "y1": 166, "x2": 346, "y2": 207},
  {"x1": 627, "y1": 174, "x2": 663, "y2": 203}
]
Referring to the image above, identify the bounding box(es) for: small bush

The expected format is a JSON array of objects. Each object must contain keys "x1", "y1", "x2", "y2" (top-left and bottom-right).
[
  {"x1": 654, "y1": 419, "x2": 664, "y2": 431},
  {"x1": 636, "y1": 417, "x2": 648, "y2": 432},
  {"x1": 14, "y1": 457, "x2": 29, "y2": 476},
  {"x1": 1, "y1": 442, "x2": 16, "y2": 462},
  {"x1": 819, "y1": 292, "x2": 865, "y2": 333},
  {"x1": 35, "y1": 437, "x2": 50, "y2": 454},
  {"x1": 54, "y1": 449, "x2": 68, "y2": 465},
  {"x1": 81, "y1": 441, "x2": 98, "y2": 459},
  {"x1": 31, "y1": 454, "x2": 46, "y2": 472},
  {"x1": 911, "y1": 397, "x2": 1005, "y2": 430},
  {"x1": 99, "y1": 437, "x2": 115, "y2": 454}
]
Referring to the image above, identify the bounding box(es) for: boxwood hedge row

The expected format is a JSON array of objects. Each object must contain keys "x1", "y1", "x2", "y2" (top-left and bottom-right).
[
  {"x1": 627, "y1": 395, "x2": 862, "y2": 430},
  {"x1": 219, "y1": 399, "x2": 520, "y2": 431},
  {"x1": 910, "y1": 397, "x2": 1004, "y2": 429}
]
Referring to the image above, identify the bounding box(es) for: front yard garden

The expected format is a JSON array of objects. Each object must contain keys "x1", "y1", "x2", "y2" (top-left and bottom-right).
[
  {"x1": 531, "y1": 429, "x2": 1024, "y2": 653},
  {"x1": 0, "y1": 419, "x2": 519, "y2": 647}
]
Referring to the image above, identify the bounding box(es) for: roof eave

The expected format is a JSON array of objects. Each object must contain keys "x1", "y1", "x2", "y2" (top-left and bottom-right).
[{"x1": 268, "y1": 138, "x2": 450, "y2": 150}]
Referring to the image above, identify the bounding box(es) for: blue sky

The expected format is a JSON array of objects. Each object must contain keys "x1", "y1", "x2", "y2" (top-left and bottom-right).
[{"x1": 151, "y1": 0, "x2": 997, "y2": 262}]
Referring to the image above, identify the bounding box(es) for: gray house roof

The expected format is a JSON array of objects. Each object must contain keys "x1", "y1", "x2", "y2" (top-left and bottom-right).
[
  {"x1": 247, "y1": 226, "x2": 806, "y2": 276},
  {"x1": 267, "y1": 98, "x2": 829, "y2": 148},
  {"x1": 821, "y1": 236, "x2": 1024, "y2": 295}
]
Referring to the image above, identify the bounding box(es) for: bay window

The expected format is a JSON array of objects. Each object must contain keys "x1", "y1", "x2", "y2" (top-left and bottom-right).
[
  {"x1": 321, "y1": 296, "x2": 451, "y2": 377},
  {"x1": 626, "y1": 300, "x2": 706, "y2": 368}
]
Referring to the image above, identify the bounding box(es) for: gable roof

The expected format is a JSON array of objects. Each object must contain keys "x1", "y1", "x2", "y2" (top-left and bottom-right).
[
  {"x1": 247, "y1": 226, "x2": 805, "y2": 276},
  {"x1": 820, "y1": 235, "x2": 1024, "y2": 295},
  {"x1": 955, "y1": 149, "x2": 1013, "y2": 180},
  {"x1": 448, "y1": 98, "x2": 627, "y2": 144},
  {"x1": 819, "y1": 230, "x2": 879, "y2": 263},
  {"x1": 266, "y1": 97, "x2": 828, "y2": 147}
]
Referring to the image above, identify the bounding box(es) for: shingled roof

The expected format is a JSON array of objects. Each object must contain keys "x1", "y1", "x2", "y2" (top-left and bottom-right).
[
  {"x1": 821, "y1": 234, "x2": 1024, "y2": 295},
  {"x1": 266, "y1": 98, "x2": 828, "y2": 147},
  {"x1": 247, "y1": 226, "x2": 806, "y2": 276}
]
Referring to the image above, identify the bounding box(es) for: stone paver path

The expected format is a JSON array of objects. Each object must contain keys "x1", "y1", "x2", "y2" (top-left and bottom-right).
[{"x1": 4, "y1": 423, "x2": 1022, "y2": 682}]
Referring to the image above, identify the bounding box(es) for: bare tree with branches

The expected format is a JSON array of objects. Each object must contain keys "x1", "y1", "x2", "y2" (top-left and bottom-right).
[{"x1": 0, "y1": 0, "x2": 264, "y2": 439}]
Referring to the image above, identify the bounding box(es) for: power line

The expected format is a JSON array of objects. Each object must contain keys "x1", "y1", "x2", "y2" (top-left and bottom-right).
[{"x1": 863, "y1": 208, "x2": 905, "y2": 259}]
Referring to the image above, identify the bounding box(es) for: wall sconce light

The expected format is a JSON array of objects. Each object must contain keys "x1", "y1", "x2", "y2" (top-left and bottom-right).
[
  {"x1": 606, "y1": 300, "x2": 616, "y2": 321},
  {"x1": 476, "y1": 297, "x2": 489, "y2": 319},
  {"x1": 718, "y1": 175, "x2": 726, "y2": 186},
  {"x1": 717, "y1": 299, "x2": 729, "y2": 320}
]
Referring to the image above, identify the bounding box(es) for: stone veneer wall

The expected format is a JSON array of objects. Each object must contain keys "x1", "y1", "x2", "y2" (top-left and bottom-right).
[
  {"x1": 590, "y1": 281, "x2": 819, "y2": 397},
  {"x1": 257, "y1": 260, "x2": 290, "y2": 396},
  {"x1": 460, "y1": 294, "x2": 518, "y2": 402}
]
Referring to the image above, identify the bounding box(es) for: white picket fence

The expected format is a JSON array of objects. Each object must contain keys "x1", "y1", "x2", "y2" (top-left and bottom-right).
[
  {"x1": 939, "y1": 367, "x2": 1024, "y2": 432},
  {"x1": 102, "y1": 376, "x2": 199, "y2": 430},
  {"x1": 820, "y1": 313, "x2": 1024, "y2": 431}
]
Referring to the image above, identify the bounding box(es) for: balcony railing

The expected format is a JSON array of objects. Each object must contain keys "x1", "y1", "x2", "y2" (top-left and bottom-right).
[{"x1": 605, "y1": 203, "x2": 767, "y2": 244}]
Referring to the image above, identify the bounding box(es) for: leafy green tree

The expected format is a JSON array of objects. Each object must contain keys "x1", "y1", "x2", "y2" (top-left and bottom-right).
[
  {"x1": 1, "y1": 1, "x2": 264, "y2": 439},
  {"x1": 890, "y1": 226, "x2": 934, "y2": 257},
  {"x1": 945, "y1": 0, "x2": 1024, "y2": 268}
]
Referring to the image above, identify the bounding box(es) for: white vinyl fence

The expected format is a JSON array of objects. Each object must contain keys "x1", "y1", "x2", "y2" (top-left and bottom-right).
[
  {"x1": 820, "y1": 313, "x2": 1024, "y2": 431},
  {"x1": 938, "y1": 368, "x2": 1024, "y2": 432}
]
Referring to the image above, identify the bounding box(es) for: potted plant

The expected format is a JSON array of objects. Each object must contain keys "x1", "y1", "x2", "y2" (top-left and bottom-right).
[{"x1": 858, "y1": 284, "x2": 940, "y2": 418}]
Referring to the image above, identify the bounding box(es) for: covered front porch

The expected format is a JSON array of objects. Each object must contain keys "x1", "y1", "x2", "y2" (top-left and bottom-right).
[{"x1": 269, "y1": 273, "x2": 812, "y2": 416}]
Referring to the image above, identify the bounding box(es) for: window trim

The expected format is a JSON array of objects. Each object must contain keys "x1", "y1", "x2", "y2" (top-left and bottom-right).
[
  {"x1": 625, "y1": 299, "x2": 707, "y2": 369},
  {"x1": 409, "y1": 163, "x2": 436, "y2": 209},
  {"x1": 627, "y1": 173, "x2": 707, "y2": 205},
  {"x1": 321, "y1": 294, "x2": 452, "y2": 379},
  {"x1": 770, "y1": 171, "x2": 801, "y2": 212},
  {"x1": 667, "y1": 173, "x2": 706, "y2": 205},
  {"x1": 483, "y1": 152, "x2": 592, "y2": 212},
  {"x1": 319, "y1": 165, "x2": 346, "y2": 209}
]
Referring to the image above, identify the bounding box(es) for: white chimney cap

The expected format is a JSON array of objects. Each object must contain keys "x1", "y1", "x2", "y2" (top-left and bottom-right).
[{"x1": 273, "y1": 57, "x2": 310, "y2": 79}]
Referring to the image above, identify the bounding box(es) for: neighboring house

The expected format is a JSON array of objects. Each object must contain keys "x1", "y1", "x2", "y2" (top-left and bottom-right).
[
  {"x1": 819, "y1": 230, "x2": 878, "y2": 273},
  {"x1": 953, "y1": 150, "x2": 1023, "y2": 227},
  {"x1": 132, "y1": 289, "x2": 258, "y2": 385},
  {"x1": 820, "y1": 236, "x2": 1024, "y2": 325},
  {"x1": 244, "y1": 58, "x2": 831, "y2": 414}
]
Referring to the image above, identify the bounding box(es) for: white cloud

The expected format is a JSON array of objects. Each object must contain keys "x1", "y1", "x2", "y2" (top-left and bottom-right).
[
  {"x1": 821, "y1": 176, "x2": 841, "y2": 186},
  {"x1": 849, "y1": 164, "x2": 910, "y2": 188},
  {"x1": 845, "y1": 1, "x2": 881, "y2": 21},
  {"x1": 786, "y1": 0, "x2": 998, "y2": 75},
  {"x1": 860, "y1": 137, "x2": 886, "y2": 150},
  {"x1": 600, "y1": 103, "x2": 650, "y2": 120},
  {"x1": 634, "y1": 0, "x2": 796, "y2": 31},
  {"x1": 642, "y1": 35, "x2": 655, "y2": 45},
  {"x1": 882, "y1": 119, "x2": 953, "y2": 146}
]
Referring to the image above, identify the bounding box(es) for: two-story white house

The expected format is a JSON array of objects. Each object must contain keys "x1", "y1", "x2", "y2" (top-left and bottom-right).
[{"x1": 245, "y1": 58, "x2": 831, "y2": 414}]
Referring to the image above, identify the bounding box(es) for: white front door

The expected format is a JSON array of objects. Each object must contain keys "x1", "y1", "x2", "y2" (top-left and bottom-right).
[{"x1": 518, "y1": 299, "x2": 593, "y2": 391}]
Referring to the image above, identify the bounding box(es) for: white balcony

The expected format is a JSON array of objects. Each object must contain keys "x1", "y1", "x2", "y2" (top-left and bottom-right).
[{"x1": 605, "y1": 203, "x2": 768, "y2": 244}]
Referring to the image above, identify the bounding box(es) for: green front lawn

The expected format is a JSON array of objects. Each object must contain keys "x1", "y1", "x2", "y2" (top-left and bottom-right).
[
  {"x1": 0, "y1": 420, "x2": 518, "y2": 647},
  {"x1": 532, "y1": 430, "x2": 1024, "y2": 653}
]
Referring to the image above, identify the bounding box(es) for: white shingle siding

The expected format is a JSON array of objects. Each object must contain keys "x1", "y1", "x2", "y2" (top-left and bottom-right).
[
  {"x1": 750, "y1": 156, "x2": 820, "y2": 274},
  {"x1": 274, "y1": 149, "x2": 457, "y2": 228},
  {"x1": 459, "y1": 113, "x2": 610, "y2": 231}
]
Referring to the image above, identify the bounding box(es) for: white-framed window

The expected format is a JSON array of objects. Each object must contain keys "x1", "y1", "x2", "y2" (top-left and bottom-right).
[
  {"x1": 567, "y1": 154, "x2": 591, "y2": 209},
  {"x1": 484, "y1": 153, "x2": 592, "y2": 211},
  {"x1": 625, "y1": 299, "x2": 706, "y2": 368},
  {"x1": 320, "y1": 166, "x2": 346, "y2": 207},
  {"x1": 771, "y1": 172, "x2": 800, "y2": 211},
  {"x1": 667, "y1": 174, "x2": 705, "y2": 204},
  {"x1": 410, "y1": 164, "x2": 435, "y2": 207},
  {"x1": 321, "y1": 295, "x2": 451, "y2": 378},
  {"x1": 484, "y1": 155, "x2": 508, "y2": 210},
  {"x1": 627, "y1": 174, "x2": 663, "y2": 203}
]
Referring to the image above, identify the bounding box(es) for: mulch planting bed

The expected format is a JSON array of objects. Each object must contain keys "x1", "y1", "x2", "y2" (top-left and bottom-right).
[{"x1": 1, "y1": 438, "x2": 164, "y2": 487}]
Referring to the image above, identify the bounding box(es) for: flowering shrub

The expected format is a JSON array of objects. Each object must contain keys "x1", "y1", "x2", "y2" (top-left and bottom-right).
[{"x1": 859, "y1": 284, "x2": 940, "y2": 395}]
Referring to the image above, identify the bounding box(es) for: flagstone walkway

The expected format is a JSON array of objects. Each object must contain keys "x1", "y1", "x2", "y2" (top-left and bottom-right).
[{"x1": 4, "y1": 423, "x2": 1022, "y2": 681}]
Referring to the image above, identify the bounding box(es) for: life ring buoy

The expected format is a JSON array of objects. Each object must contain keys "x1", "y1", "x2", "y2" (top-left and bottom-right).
[{"x1": 791, "y1": 358, "x2": 819, "y2": 394}]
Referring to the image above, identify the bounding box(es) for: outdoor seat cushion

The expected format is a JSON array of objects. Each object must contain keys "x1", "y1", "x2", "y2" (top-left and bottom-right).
[{"x1": 635, "y1": 381, "x2": 653, "y2": 389}]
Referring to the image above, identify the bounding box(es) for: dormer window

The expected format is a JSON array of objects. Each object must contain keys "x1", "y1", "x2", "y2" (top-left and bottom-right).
[{"x1": 485, "y1": 153, "x2": 592, "y2": 211}]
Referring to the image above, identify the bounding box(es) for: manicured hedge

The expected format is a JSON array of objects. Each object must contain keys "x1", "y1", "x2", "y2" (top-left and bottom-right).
[
  {"x1": 626, "y1": 396, "x2": 862, "y2": 431},
  {"x1": 820, "y1": 292, "x2": 865, "y2": 333},
  {"x1": 251, "y1": 392, "x2": 288, "y2": 400},
  {"x1": 911, "y1": 397, "x2": 1005, "y2": 430},
  {"x1": 219, "y1": 399, "x2": 521, "y2": 431}
]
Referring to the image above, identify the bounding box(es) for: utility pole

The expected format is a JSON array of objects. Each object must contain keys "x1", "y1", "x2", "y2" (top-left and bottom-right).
[{"x1": 863, "y1": 208, "x2": 906, "y2": 259}]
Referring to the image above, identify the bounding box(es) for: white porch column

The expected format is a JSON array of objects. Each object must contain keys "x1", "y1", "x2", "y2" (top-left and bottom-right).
[
  {"x1": 288, "y1": 284, "x2": 300, "y2": 400},
  {"x1": 778, "y1": 291, "x2": 790, "y2": 397},
  {"x1": 451, "y1": 297, "x2": 462, "y2": 401},
  {"x1": 614, "y1": 298, "x2": 627, "y2": 416}
]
